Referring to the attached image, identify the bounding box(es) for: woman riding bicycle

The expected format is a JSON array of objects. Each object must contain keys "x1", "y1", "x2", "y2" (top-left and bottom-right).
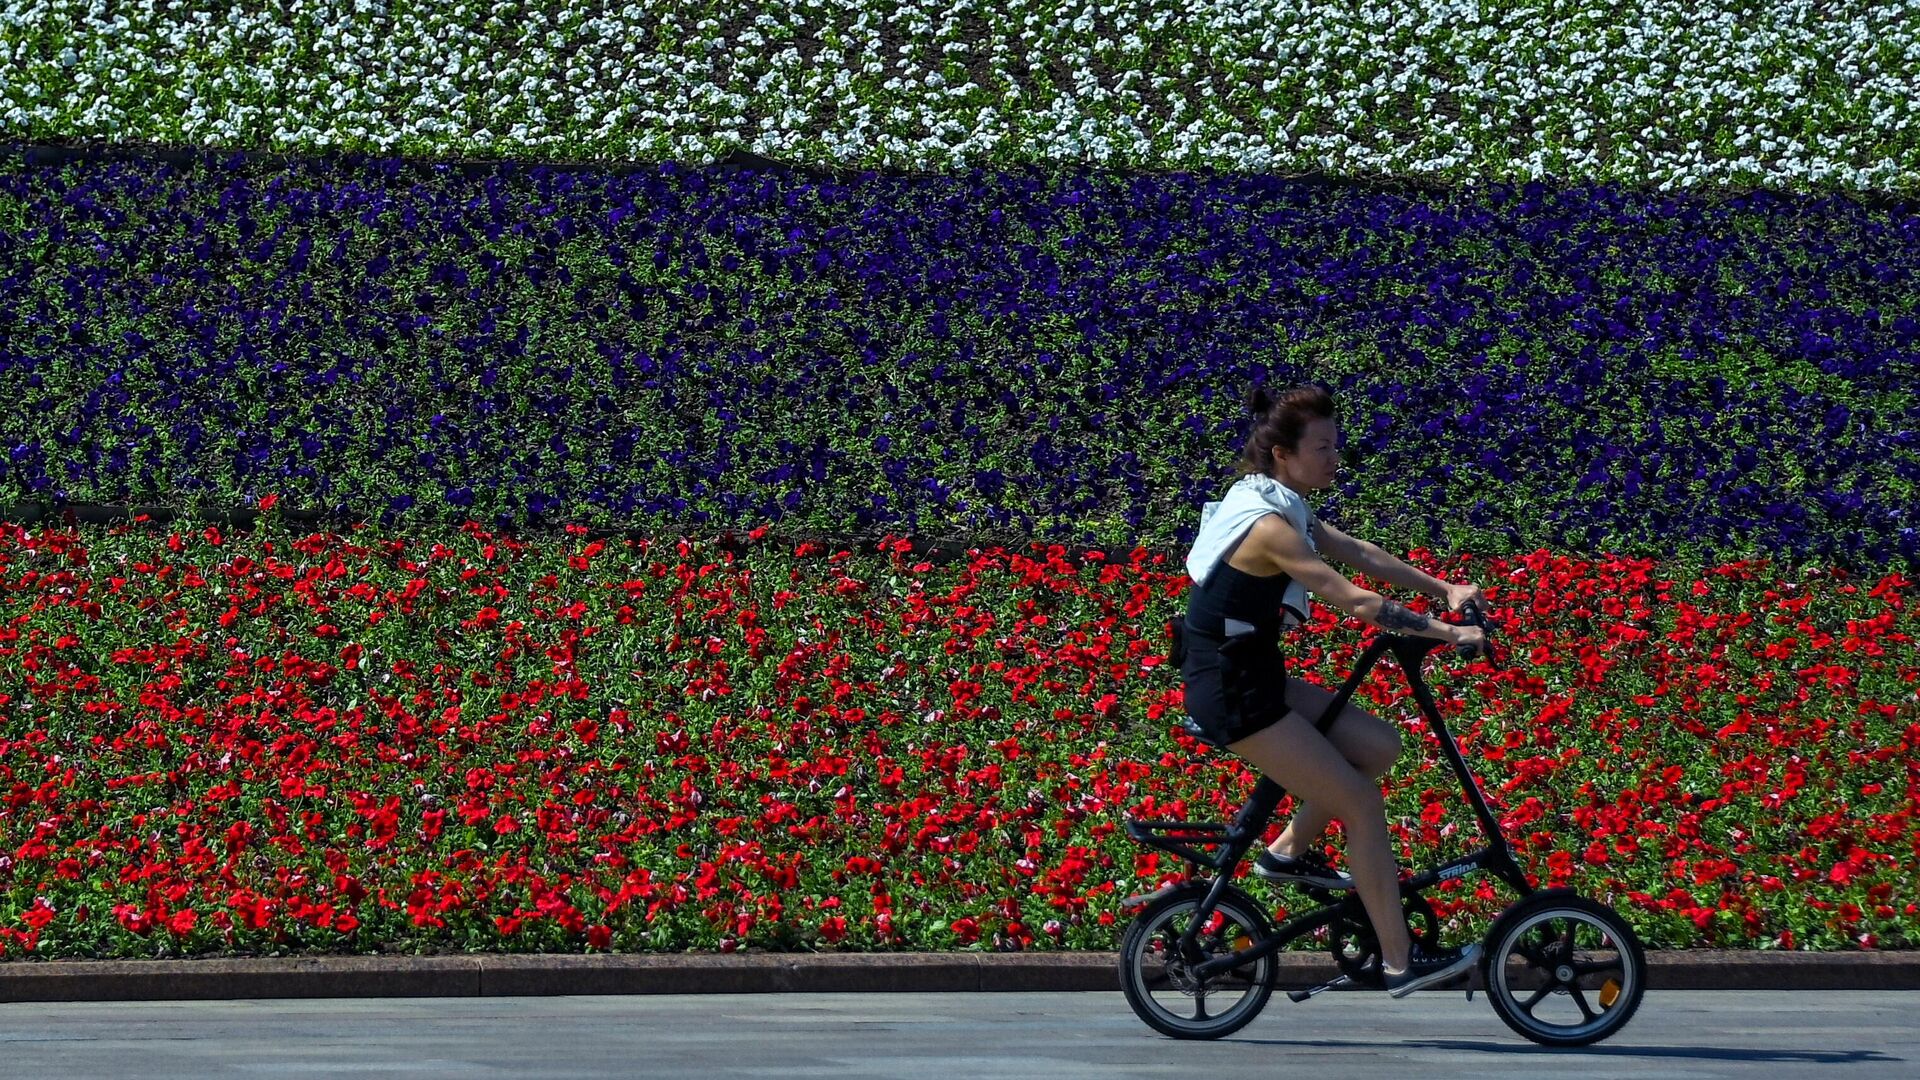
[{"x1": 1178, "y1": 382, "x2": 1489, "y2": 997}]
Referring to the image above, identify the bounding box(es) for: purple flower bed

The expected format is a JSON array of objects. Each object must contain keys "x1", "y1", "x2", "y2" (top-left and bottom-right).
[{"x1": 0, "y1": 154, "x2": 1913, "y2": 565}]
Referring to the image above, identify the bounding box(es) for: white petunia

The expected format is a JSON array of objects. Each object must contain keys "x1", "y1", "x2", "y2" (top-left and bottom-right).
[{"x1": 11, "y1": 0, "x2": 1920, "y2": 192}]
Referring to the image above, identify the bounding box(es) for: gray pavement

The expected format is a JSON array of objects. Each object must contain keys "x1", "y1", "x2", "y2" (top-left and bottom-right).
[{"x1": 0, "y1": 991, "x2": 1911, "y2": 1079}]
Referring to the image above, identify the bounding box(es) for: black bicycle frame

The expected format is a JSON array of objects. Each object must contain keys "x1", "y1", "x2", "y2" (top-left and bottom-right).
[{"x1": 1124, "y1": 629, "x2": 1535, "y2": 982}]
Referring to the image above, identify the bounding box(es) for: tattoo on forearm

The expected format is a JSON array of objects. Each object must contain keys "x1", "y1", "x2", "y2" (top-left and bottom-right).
[{"x1": 1376, "y1": 600, "x2": 1431, "y2": 632}]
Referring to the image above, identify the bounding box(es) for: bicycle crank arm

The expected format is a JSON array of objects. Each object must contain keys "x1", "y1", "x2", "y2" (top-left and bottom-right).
[{"x1": 1285, "y1": 974, "x2": 1354, "y2": 1002}]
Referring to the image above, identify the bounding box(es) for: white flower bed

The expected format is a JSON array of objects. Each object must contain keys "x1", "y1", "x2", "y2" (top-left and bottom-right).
[{"x1": 4, "y1": 0, "x2": 1916, "y2": 192}]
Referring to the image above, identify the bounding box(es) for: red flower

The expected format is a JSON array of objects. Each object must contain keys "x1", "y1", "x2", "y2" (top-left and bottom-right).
[{"x1": 21, "y1": 899, "x2": 56, "y2": 930}]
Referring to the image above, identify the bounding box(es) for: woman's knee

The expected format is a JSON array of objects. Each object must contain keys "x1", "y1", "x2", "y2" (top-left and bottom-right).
[
  {"x1": 1360, "y1": 717, "x2": 1403, "y2": 777},
  {"x1": 1228, "y1": 713, "x2": 1381, "y2": 817},
  {"x1": 1332, "y1": 708, "x2": 1402, "y2": 778}
]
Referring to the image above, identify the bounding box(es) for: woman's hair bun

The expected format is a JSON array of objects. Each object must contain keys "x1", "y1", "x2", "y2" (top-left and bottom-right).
[{"x1": 1234, "y1": 382, "x2": 1336, "y2": 480}]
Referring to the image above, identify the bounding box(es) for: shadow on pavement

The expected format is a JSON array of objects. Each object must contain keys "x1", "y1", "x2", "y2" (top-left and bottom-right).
[{"x1": 1400, "y1": 1040, "x2": 1900, "y2": 1063}]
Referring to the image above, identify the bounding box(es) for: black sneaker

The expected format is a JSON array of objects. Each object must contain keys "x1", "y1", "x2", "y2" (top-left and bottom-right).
[
  {"x1": 1383, "y1": 941, "x2": 1481, "y2": 997},
  {"x1": 1251, "y1": 847, "x2": 1355, "y2": 890}
]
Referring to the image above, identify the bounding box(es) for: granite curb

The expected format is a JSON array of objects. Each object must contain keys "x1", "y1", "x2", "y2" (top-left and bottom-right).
[{"x1": 1, "y1": 951, "x2": 1915, "y2": 1002}]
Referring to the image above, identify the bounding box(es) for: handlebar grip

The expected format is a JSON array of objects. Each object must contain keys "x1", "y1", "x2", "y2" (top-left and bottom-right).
[{"x1": 1453, "y1": 599, "x2": 1496, "y2": 664}]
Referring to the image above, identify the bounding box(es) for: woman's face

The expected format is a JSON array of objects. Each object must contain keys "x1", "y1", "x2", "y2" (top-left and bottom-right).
[{"x1": 1271, "y1": 418, "x2": 1341, "y2": 490}]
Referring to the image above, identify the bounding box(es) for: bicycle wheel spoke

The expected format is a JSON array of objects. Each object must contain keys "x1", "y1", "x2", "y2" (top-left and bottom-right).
[
  {"x1": 1557, "y1": 922, "x2": 1576, "y2": 964},
  {"x1": 1569, "y1": 984, "x2": 1598, "y2": 1022},
  {"x1": 1519, "y1": 983, "x2": 1552, "y2": 1015}
]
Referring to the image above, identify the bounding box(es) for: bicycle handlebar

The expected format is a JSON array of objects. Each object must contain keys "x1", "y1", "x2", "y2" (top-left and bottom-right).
[{"x1": 1450, "y1": 598, "x2": 1501, "y2": 666}]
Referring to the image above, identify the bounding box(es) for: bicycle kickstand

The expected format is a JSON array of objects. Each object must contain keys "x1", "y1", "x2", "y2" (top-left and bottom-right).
[{"x1": 1285, "y1": 974, "x2": 1354, "y2": 1002}]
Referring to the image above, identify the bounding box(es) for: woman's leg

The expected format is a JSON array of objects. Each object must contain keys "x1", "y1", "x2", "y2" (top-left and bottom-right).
[
  {"x1": 1227, "y1": 712, "x2": 1412, "y2": 972},
  {"x1": 1268, "y1": 679, "x2": 1403, "y2": 859}
]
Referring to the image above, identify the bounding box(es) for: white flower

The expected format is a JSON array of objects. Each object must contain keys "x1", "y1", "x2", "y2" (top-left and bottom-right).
[{"x1": 11, "y1": 0, "x2": 1919, "y2": 192}]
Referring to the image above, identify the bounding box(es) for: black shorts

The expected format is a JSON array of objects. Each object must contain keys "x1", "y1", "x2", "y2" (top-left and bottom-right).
[
  {"x1": 1178, "y1": 637, "x2": 1291, "y2": 749},
  {"x1": 1175, "y1": 621, "x2": 1335, "y2": 749}
]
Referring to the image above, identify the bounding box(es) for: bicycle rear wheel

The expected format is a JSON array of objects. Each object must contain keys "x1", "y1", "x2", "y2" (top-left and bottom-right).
[{"x1": 1117, "y1": 882, "x2": 1277, "y2": 1039}]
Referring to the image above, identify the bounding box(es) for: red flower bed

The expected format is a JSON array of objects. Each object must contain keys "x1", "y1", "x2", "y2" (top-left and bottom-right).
[{"x1": 0, "y1": 512, "x2": 1913, "y2": 958}]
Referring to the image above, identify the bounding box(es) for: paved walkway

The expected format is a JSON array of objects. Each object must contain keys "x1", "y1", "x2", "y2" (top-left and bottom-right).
[{"x1": 1, "y1": 990, "x2": 1912, "y2": 1078}]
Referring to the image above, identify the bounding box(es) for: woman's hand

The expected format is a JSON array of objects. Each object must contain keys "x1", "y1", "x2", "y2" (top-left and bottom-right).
[
  {"x1": 1452, "y1": 623, "x2": 1488, "y2": 658},
  {"x1": 1442, "y1": 581, "x2": 1486, "y2": 613}
]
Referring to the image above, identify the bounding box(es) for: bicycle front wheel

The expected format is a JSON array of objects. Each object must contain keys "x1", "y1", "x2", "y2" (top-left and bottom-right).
[
  {"x1": 1117, "y1": 882, "x2": 1277, "y2": 1040},
  {"x1": 1480, "y1": 892, "x2": 1647, "y2": 1047}
]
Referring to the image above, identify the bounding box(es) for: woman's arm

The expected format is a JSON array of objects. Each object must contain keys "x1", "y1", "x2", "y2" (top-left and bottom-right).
[
  {"x1": 1313, "y1": 518, "x2": 1449, "y2": 599},
  {"x1": 1255, "y1": 516, "x2": 1462, "y2": 644}
]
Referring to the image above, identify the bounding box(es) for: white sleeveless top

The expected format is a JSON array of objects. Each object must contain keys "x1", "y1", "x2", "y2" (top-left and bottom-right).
[{"x1": 1185, "y1": 473, "x2": 1317, "y2": 629}]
